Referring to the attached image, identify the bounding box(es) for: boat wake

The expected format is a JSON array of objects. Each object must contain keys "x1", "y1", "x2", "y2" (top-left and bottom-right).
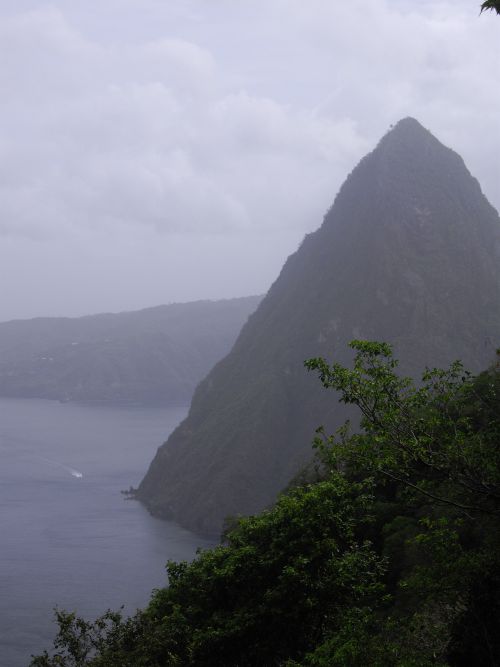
[{"x1": 37, "y1": 456, "x2": 84, "y2": 479}]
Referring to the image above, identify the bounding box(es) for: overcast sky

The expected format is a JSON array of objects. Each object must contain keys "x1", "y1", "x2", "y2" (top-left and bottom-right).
[{"x1": 0, "y1": 0, "x2": 498, "y2": 321}]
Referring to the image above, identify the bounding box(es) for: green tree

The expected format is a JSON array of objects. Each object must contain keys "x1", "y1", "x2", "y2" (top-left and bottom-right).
[
  {"x1": 32, "y1": 341, "x2": 500, "y2": 665},
  {"x1": 305, "y1": 340, "x2": 500, "y2": 518},
  {"x1": 31, "y1": 473, "x2": 385, "y2": 666},
  {"x1": 305, "y1": 341, "x2": 500, "y2": 664},
  {"x1": 481, "y1": 1, "x2": 500, "y2": 14}
]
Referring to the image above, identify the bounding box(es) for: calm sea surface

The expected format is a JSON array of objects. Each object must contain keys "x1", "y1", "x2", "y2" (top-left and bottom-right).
[{"x1": 0, "y1": 398, "x2": 215, "y2": 666}]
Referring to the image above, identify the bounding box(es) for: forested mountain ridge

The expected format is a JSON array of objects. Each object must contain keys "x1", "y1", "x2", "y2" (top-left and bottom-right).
[
  {"x1": 138, "y1": 117, "x2": 500, "y2": 533},
  {"x1": 0, "y1": 296, "x2": 261, "y2": 406}
]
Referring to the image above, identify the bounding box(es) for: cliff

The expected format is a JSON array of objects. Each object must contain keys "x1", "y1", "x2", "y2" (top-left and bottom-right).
[{"x1": 138, "y1": 118, "x2": 500, "y2": 532}]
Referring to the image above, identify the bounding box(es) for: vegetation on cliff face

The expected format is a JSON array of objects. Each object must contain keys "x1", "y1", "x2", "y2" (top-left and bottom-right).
[
  {"x1": 31, "y1": 342, "x2": 500, "y2": 666},
  {"x1": 137, "y1": 118, "x2": 500, "y2": 534}
]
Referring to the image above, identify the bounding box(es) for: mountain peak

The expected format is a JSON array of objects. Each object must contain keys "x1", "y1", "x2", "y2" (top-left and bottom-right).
[
  {"x1": 390, "y1": 116, "x2": 428, "y2": 134},
  {"x1": 325, "y1": 116, "x2": 482, "y2": 240},
  {"x1": 138, "y1": 123, "x2": 500, "y2": 534},
  {"x1": 377, "y1": 117, "x2": 446, "y2": 156},
  {"x1": 372, "y1": 117, "x2": 462, "y2": 171}
]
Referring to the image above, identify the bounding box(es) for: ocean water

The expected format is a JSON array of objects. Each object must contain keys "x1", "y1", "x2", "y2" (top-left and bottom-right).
[{"x1": 0, "y1": 398, "x2": 215, "y2": 666}]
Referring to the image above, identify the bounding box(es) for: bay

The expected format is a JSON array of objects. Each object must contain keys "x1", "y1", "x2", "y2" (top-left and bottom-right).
[{"x1": 0, "y1": 398, "x2": 215, "y2": 666}]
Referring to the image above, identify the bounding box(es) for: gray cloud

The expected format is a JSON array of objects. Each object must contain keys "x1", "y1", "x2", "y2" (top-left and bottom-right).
[{"x1": 0, "y1": 1, "x2": 498, "y2": 320}]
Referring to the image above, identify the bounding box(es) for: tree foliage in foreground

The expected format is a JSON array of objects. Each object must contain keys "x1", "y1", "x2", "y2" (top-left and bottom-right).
[
  {"x1": 31, "y1": 341, "x2": 500, "y2": 666},
  {"x1": 306, "y1": 340, "x2": 500, "y2": 518},
  {"x1": 481, "y1": 0, "x2": 500, "y2": 14}
]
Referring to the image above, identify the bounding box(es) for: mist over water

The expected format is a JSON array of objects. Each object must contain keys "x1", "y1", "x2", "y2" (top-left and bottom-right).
[{"x1": 0, "y1": 398, "x2": 215, "y2": 667}]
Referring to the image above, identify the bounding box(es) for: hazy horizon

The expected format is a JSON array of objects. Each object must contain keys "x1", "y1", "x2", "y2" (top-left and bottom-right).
[{"x1": 0, "y1": 291, "x2": 262, "y2": 324}]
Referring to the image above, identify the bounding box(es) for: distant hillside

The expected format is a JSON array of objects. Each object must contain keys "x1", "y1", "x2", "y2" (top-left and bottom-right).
[
  {"x1": 0, "y1": 296, "x2": 261, "y2": 405},
  {"x1": 138, "y1": 118, "x2": 500, "y2": 534}
]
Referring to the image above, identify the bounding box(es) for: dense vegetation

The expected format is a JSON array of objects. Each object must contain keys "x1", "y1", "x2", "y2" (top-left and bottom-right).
[
  {"x1": 481, "y1": 0, "x2": 500, "y2": 14},
  {"x1": 32, "y1": 341, "x2": 500, "y2": 665}
]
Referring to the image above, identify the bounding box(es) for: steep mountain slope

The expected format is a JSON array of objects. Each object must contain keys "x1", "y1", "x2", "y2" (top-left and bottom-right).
[
  {"x1": 138, "y1": 118, "x2": 500, "y2": 532},
  {"x1": 0, "y1": 296, "x2": 261, "y2": 405}
]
